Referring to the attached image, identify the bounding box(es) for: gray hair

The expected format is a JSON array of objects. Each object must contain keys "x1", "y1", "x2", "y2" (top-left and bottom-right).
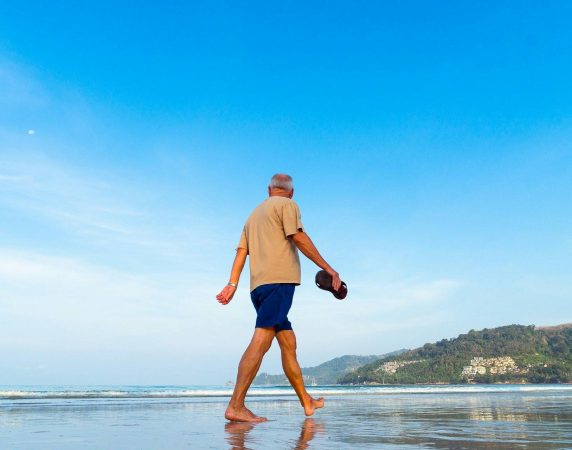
[{"x1": 269, "y1": 173, "x2": 293, "y2": 191}]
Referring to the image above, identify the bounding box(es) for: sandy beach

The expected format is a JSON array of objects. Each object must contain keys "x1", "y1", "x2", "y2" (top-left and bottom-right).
[{"x1": 1, "y1": 385, "x2": 571, "y2": 449}]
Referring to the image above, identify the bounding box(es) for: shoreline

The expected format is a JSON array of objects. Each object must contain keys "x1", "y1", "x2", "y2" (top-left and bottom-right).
[{"x1": 2, "y1": 383, "x2": 572, "y2": 401}]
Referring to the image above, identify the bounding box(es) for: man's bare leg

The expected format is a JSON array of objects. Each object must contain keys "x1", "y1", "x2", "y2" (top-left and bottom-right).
[
  {"x1": 276, "y1": 330, "x2": 324, "y2": 416},
  {"x1": 225, "y1": 327, "x2": 275, "y2": 422}
]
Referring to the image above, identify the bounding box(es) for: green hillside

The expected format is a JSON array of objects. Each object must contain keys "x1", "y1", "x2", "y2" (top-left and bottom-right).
[
  {"x1": 254, "y1": 350, "x2": 407, "y2": 385},
  {"x1": 339, "y1": 324, "x2": 572, "y2": 385}
]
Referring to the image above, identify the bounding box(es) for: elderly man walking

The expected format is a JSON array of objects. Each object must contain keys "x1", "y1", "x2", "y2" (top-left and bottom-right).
[{"x1": 216, "y1": 173, "x2": 342, "y2": 422}]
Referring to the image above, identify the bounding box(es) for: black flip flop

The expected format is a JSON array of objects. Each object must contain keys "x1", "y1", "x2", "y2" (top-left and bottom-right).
[{"x1": 315, "y1": 270, "x2": 348, "y2": 300}]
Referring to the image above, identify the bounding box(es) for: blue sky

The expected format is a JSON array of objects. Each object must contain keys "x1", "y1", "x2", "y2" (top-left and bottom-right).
[{"x1": 1, "y1": 1, "x2": 571, "y2": 385}]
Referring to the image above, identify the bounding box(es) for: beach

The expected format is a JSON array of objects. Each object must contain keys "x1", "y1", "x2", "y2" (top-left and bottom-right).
[{"x1": 1, "y1": 385, "x2": 571, "y2": 449}]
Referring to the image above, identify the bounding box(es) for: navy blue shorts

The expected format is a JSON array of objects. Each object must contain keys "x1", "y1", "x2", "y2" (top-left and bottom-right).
[{"x1": 250, "y1": 283, "x2": 295, "y2": 332}]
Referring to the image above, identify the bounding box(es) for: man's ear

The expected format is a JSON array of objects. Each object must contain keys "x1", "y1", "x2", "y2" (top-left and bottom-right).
[
  {"x1": 268, "y1": 186, "x2": 272, "y2": 196},
  {"x1": 289, "y1": 188, "x2": 294, "y2": 199}
]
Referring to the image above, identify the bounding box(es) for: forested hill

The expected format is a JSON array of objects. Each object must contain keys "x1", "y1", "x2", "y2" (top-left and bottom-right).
[
  {"x1": 254, "y1": 350, "x2": 407, "y2": 385},
  {"x1": 339, "y1": 324, "x2": 572, "y2": 385}
]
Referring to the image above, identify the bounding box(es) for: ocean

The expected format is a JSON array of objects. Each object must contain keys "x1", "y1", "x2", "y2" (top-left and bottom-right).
[{"x1": 1, "y1": 384, "x2": 571, "y2": 449}]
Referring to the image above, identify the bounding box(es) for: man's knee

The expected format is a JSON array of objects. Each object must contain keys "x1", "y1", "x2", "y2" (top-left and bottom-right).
[
  {"x1": 261, "y1": 340, "x2": 273, "y2": 354},
  {"x1": 252, "y1": 327, "x2": 275, "y2": 353},
  {"x1": 277, "y1": 330, "x2": 297, "y2": 354}
]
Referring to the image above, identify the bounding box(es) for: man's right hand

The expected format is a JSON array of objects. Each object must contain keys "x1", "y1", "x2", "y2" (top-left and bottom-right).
[
  {"x1": 216, "y1": 285, "x2": 237, "y2": 305},
  {"x1": 327, "y1": 268, "x2": 342, "y2": 292}
]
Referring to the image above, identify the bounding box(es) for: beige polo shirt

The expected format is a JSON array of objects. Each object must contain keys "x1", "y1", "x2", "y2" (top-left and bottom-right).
[{"x1": 237, "y1": 196, "x2": 304, "y2": 292}]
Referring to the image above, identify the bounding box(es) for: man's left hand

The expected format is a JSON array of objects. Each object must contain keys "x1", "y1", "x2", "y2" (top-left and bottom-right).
[{"x1": 216, "y1": 285, "x2": 237, "y2": 305}]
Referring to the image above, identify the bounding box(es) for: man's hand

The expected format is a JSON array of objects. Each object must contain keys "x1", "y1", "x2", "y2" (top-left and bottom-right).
[
  {"x1": 290, "y1": 231, "x2": 342, "y2": 291},
  {"x1": 327, "y1": 268, "x2": 342, "y2": 292},
  {"x1": 217, "y1": 248, "x2": 247, "y2": 306},
  {"x1": 216, "y1": 285, "x2": 237, "y2": 305}
]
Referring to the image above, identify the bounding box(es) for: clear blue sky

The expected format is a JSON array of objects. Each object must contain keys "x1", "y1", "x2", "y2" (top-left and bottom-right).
[{"x1": 1, "y1": 1, "x2": 571, "y2": 385}]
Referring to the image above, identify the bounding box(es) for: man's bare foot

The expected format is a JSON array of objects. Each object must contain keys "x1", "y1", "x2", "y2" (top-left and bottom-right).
[
  {"x1": 225, "y1": 405, "x2": 268, "y2": 422},
  {"x1": 303, "y1": 396, "x2": 325, "y2": 417}
]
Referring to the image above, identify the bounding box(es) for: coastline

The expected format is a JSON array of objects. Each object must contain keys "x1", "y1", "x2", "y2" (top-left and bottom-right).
[{"x1": 1, "y1": 384, "x2": 571, "y2": 449}]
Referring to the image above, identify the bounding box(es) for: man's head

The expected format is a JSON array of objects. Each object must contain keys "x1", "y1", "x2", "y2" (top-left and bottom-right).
[{"x1": 268, "y1": 173, "x2": 294, "y2": 198}]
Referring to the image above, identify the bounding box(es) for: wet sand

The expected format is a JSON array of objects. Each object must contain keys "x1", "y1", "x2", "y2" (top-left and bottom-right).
[{"x1": 1, "y1": 389, "x2": 571, "y2": 449}]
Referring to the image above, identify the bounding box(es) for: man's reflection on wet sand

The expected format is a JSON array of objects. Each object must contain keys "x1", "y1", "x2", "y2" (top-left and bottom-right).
[
  {"x1": 225, "y1": 421, "x2": 256, "y2": 450},
  {"x1": 294, "y1": 419, "x2": 325, "y2": 450},
  {"x1": 225, "y1": 418, "x2": 324, "y2": 450}
]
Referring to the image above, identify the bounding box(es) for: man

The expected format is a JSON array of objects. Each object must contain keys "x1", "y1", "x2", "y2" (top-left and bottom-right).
[{"x1": 216, "y1": 173, "x2": 342, "y2": 423}]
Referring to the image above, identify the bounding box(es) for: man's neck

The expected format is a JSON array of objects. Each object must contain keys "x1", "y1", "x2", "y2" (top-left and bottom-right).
[{"x1": 269, "y1": 188, "x2": 293, "y2": 199}]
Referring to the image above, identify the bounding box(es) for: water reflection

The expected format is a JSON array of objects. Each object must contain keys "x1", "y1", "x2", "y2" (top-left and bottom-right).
[
  {"x1": 468, "y1": 408, "x2": 528, "y2": 422},
  {"x1": 225, "y1": 418, "x2": 324, "y2": 450},
  {"x1": 294, "y1": 419, "x2": 325, "y2": 450},
  {"x1": 225, "y1": 422, "x2": 256, "y2": 450}
]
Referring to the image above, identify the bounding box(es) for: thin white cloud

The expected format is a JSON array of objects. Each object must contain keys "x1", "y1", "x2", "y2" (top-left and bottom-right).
[
  {"x1": 400, "y1": 279, "x2": 462, "y2": 303},
  {"x1": 0, "y1": 250, "x2": 176, "y2": 313},
  {"x1": 0, "y1": 174, "x2": 29, "y2": 182},
  {"x1": 0, "y1": 154, "x2": 134, "y2": 231},
  {"x1": 0, "y1": 152, "x2": 220, "y2": 258},
  {"x1": 0, "y1": 57, "x2": 49, "y2": 109},
  {"x1": 329, "y1": 277, "x2": 463, "y2": 314},
  {"x1": 0, "y1": 250, "x2": 225, "y2": 351}
]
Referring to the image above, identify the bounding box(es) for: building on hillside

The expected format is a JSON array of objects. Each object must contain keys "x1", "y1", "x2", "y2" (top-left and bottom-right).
[{"x1": 461, "y1": 356, "x2": 527, "y2": 380}]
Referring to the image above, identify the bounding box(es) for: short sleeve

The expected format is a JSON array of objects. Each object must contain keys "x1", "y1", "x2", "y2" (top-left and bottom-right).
[
  {"x1": 282, "y1": 201, "x2": 304, "y2": 237},
  {"x1": 237, "y1": 228, "x2": 248, "y2": 251}
]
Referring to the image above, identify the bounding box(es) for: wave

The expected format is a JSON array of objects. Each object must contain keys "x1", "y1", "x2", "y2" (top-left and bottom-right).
[{"x1": 1, "y1": 384, "x2": 571, "y2": 400}]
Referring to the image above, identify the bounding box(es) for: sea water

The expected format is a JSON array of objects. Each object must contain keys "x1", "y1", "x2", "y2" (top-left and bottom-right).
[{"x1": 1, "y1": 384, "x2": 571, "y2": 449}]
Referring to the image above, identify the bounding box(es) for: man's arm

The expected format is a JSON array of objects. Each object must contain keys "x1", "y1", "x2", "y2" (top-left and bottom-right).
[
  {"x1": 290, "y1": 231, "x2": 341, "y2": 291},
  {"x1": 216, "y1": 248, "x2": 248, "y2": 305}
]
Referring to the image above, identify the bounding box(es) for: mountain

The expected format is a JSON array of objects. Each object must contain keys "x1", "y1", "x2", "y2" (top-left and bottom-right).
[
  {"x1": 253, "y1": 350, "x2": 408, "y2": 386},
  {"x1": 339, "y1": 324, "x2": 572, "y2": 385}
]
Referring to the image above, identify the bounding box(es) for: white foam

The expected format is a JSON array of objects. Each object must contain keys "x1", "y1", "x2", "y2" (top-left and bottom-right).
[{"x1": 1, "y1": 385, "x2": 571, "y2": 400}]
